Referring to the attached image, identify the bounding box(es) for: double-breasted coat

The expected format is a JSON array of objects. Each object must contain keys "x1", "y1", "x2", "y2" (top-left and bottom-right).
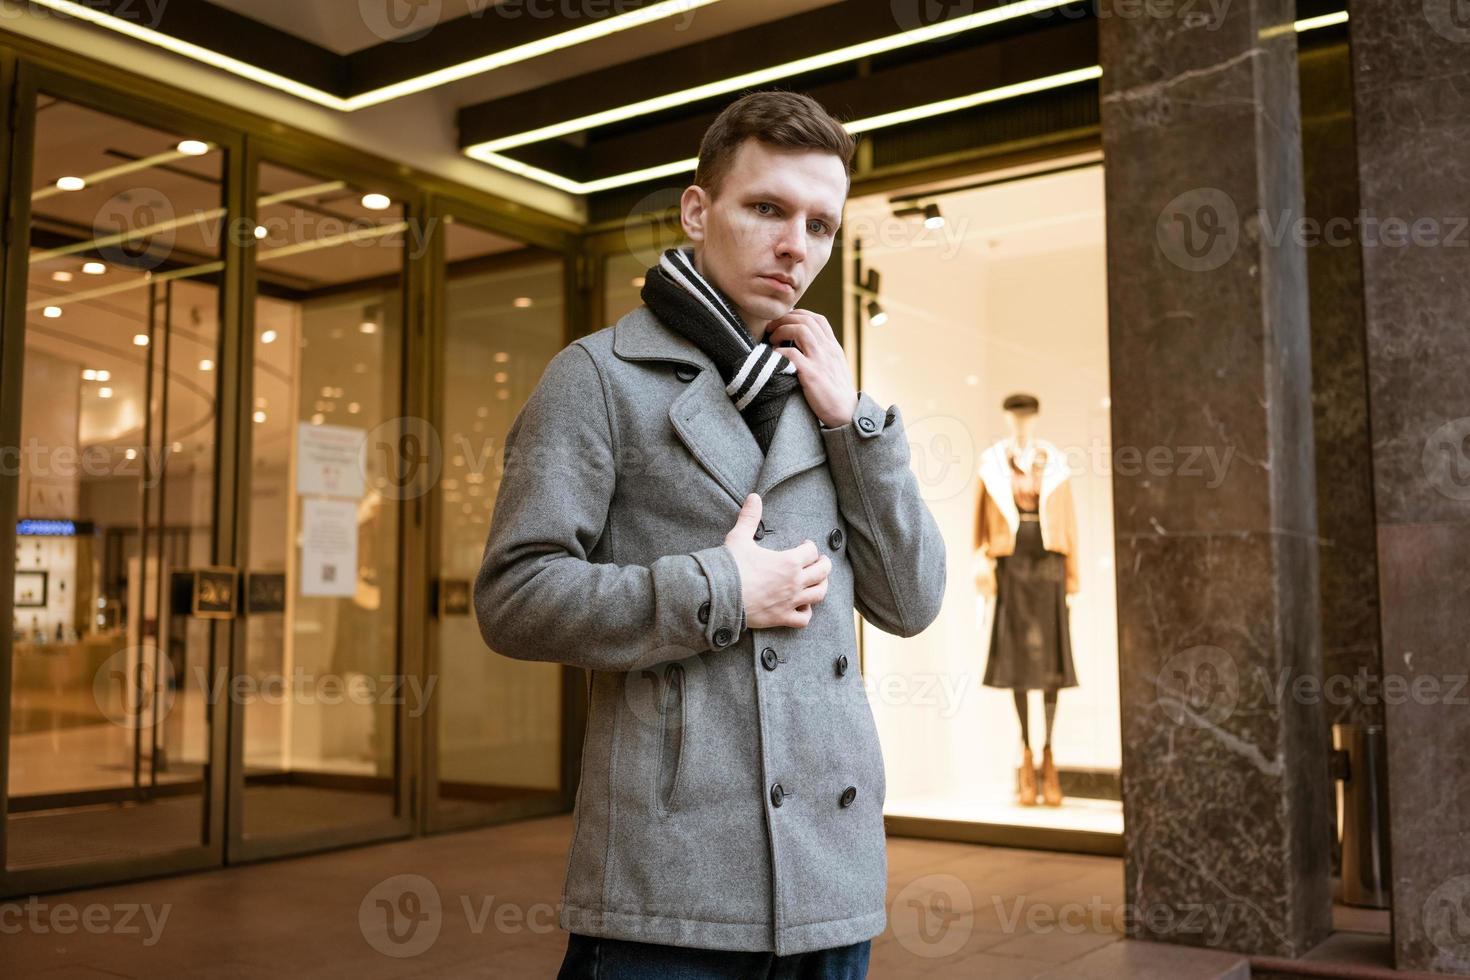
[{"x1": 473, "y1": 302, "x2": 947, "y2": 956}]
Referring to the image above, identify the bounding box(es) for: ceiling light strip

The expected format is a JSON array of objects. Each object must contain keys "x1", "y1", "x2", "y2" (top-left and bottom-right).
[
  {"x1": 468, "y1": 8, "x2": 1348, "y2": 194},
  {"x1": 467, "y1": 0, "x2": 1080, "y2": 154},
  {"x1": 31, "y1": 208, "x2": 228, "y2": 264},
  {"x1": 27, "y1": 0, "x2": 725, "y2": 112},
  {"x1": 27, "y1": 260, "x2": 226, "y2": 310},
  {"x1": 470, "y1": 64, "x2": 1101, "y2": 194},
  {"x1": 344, "y1": 0, "x2": 727, "y2": 110}
]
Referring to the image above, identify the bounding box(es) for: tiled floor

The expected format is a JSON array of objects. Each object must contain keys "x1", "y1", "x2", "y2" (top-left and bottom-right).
[{"x1": 0, "y1": 814, "x2": 1247, "y2": 978}]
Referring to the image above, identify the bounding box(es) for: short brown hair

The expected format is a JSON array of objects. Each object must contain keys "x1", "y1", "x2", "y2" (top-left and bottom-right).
[{"x1": 694, "y1": 90, "x2": 855, "y2": 199}]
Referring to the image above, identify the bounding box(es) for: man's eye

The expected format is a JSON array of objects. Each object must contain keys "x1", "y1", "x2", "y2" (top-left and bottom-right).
[
  {"x1": 754, "y1": 202, "x2": 775, "y2": 216},
  {"x1": 809, "y1": 221, "x2": 830, "y2": 236}
]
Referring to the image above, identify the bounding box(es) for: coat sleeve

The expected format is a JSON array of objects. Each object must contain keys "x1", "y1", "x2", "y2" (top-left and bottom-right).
[
  {"x1": 819, "y1": 389, "x2": 947, "y2": 638},
  {"x1": 473, "y1": 341, "x2": 745, "y2": 673}
]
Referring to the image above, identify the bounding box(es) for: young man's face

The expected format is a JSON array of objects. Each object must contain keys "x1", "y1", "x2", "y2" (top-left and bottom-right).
[{"x1": 680, "y1": 136, "x2": 848, "y2": 341}]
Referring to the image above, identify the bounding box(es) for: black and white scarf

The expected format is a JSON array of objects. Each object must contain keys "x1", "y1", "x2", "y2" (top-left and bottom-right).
[{"x1": 640, "y1": 245, "x2": 799, "y2": 454}]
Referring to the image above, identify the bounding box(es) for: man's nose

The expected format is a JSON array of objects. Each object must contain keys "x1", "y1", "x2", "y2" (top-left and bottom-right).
[{"x1": 775, "y1": 219, "x2": 807, "y2": 263}]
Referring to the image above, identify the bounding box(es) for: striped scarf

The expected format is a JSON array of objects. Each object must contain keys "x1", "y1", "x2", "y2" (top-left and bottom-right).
[{"x1": 640, "y1": 245, "x2": 799, "y2": 454}]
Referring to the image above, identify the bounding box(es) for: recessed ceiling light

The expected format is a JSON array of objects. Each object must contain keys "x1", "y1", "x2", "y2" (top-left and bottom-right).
[
  {"x1": 171, "y1": 441, "x2": 183, "y2": 453},
  {"x1": 361, "y1": 193, "x2": 391, "y2": 211},
  {"x1": 125, "y1": 448, "x2": 137, "y2": 460},
  {"x1": 253, "y1": 411, "x2": 267, "y2": 423},
  {"x1": 631, "y1": 277, "x2": 645, "y2": 288},
  {"x1": 359, "y1": 321, "x2": 378, "y2": 334},
  {"x1": 254, "y1": 225, "x2": 268, "y2": 239},
  {"x1": 82, "y1": 369, "x2": 97, "y2": 380},
  {"x1": 98, "y1": 386, "x2": 113, "y2": 398},
  {"x1": 43, "y1": 306, "x2": 62, "y2": 318},
  {"x1": 261, "y1": 329, "x2": 277, "y2": 344},
  {"x1": 51, "y1": 270, "x2": 73, "y2": 282},
  {"x1": 199, "y1": 358, "x2": 214, "y2": 371},
  {"x1": 82, "y1": 261, "x2": 106, "y2": 275},
  {"x1": 56, "y1": 176, "x2": 86, "y2": 191},
  {"x1": 133, "y1": 334, "x2": 150, "y2": 346},
  {"x1": 513, "y1": 296, "x2": 532, "y2": 308},
  {"x1": 96, "y1": 369, "x2": 110, "y2": 381},
  {"x1": 176, "y1": 139, "x2": 210, "y2": 156}
]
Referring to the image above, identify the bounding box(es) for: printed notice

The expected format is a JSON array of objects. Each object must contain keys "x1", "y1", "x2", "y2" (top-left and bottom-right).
[
  {"x1": 301, "y1": 498, "x2": 358, "y2": 597},
  {"x1": 297, "y1": 422, "x2": 366, "y2": 498}
]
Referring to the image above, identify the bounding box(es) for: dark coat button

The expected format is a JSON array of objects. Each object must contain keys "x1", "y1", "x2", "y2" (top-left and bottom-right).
[
  {"x1": 827, "y1": 527, "x2": 844, "y2": 550},
  {"x1": 753, "y1": 519, "x2": 767, "y2": 541},
  {"x1": 761, "y1": 647, "x2": 779, "y2": 671},
  {"x1": 698, "y1": 600, "x2": 710, "y2": 624},
  {"x1": 770, "y1": 783, "x2": 785, "y2": 807},
  {"x1": 840, "y1": 785, "x2": 857, "y2": 807},
  {"x1": 713, "y1": 626, "x2": 733, "y2": 647},
  {"x1": 675, "y1": 365, "x2": 698, "y2": 382},
  {"x1": 857, "y1": 416, "x2": 877, "y2": 432},
  {"x1": 836, "y1": 654, "x2": 849, "y2": 676}
]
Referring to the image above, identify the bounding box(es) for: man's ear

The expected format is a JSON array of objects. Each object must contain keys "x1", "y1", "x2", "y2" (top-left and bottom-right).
[{"x1": 680, "y1": 184, "x2": 709, "y2": 244}]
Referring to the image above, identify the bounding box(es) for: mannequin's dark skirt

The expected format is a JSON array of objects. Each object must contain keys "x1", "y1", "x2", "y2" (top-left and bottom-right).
[{"x1": 983, "y1": 517, "x2": 1078, "y2": 690}]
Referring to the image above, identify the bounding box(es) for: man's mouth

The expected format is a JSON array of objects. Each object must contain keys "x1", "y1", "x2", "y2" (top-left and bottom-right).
[{"x1": 758, "y1": 274, "x2": 795, "y2": 293}]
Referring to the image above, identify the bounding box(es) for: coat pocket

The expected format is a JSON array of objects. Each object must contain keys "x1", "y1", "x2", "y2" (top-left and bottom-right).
[{"x1": 654, "y1": 661, "x2": 687, "y2": 815}]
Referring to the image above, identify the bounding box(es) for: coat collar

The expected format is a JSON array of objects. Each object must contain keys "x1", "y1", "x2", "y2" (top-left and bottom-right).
[
  {"x1": 978, "y1": 436, "x2": 1069, "y2": 536},
  {"x1": 613, "y1": 304, "x2": 826, "y2": 506}
]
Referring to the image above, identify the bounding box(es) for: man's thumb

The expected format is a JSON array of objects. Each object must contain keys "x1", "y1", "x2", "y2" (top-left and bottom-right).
[{"x1": 728, "y1": 492, "x2": 762, "y2": 539}]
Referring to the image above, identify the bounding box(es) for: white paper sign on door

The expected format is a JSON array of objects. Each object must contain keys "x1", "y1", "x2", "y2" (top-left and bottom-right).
[
  {"x1": 301, "y1": 497, "x2": 358, "y2": 597},
  {"x1": 297, "y1": 422, "x2": 366, "y2": 499}
]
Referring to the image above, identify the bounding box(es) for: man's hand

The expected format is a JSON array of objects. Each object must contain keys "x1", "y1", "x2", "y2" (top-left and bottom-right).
[
  {"x1": 725, "y1": 492, "x2": 831, "y2": 630},
  {"x1": 764, "y1": 309, "x2": 859, "y2": 428}
]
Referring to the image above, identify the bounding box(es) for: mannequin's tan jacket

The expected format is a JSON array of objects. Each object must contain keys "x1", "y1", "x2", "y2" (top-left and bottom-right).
[{"x1": 972, "y1": 437, "x2": 1079, "y2": 595}]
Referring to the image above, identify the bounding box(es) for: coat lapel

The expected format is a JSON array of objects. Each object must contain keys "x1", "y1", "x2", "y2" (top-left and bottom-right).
[{"x1": 613, "y1": 304, "x2": 826, "y2": 507}]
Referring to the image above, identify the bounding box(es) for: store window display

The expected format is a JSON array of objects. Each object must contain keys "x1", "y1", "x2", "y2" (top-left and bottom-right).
[{"x1": 846, "y1": 160, "x2": 1121, "y2": 839}]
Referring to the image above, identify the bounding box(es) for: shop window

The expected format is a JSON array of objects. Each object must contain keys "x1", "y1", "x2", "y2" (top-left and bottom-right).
[{"x1": 848, "y1": 163, "x2": 1122, "y2": 837}]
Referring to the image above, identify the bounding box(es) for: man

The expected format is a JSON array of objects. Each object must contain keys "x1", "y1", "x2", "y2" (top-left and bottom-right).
[{"x1": 474, "y1": 90, "x2": 946, "y2": 978}]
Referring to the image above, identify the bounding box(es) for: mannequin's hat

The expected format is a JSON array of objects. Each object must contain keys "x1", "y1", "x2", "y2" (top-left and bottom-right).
[{"x1": 1001, "y1": 393, "x2": 1040, "y2": 415}]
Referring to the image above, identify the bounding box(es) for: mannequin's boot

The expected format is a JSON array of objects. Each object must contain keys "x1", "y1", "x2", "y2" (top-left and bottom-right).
[
  {"x1": 1017, "y1": 747, "x2": 1037, "y2": 806},
  {"x1": 1041, "y1": 745, "x2": 1063, "y2": 806}
]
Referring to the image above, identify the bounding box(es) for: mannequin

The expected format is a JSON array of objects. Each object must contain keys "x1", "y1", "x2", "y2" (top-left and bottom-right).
[{"x1": 972, "y1": 393, "x2": 1079, "y2": 807}]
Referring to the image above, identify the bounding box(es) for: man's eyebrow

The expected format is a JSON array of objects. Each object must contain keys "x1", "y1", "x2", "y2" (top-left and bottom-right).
[{"x1": 753, "y1": 190, "x2": 841, "y2": 227}]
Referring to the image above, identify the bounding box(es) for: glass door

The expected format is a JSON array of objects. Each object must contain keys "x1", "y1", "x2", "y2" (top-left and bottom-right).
[
  {"x1": 422, "y1": 207, "x2": 573, "y2": 832},
  {"x1": 227, "y1": 147, "x2": 419, "y2": 861},
  {"x1": 0, "y1": 70, "x2": 243, "y2": 892}
]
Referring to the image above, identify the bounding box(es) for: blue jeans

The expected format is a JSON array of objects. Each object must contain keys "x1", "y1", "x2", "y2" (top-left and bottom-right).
[{"x1": 555, "y1": 931, "x2": 872, "y2": 979}]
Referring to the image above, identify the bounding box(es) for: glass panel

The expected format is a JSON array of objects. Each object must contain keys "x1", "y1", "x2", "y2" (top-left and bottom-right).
[
  {"x1": 603, "y1": 250, "x2": 647, "y2": 325},
  {"x1": 7, "y1": 96, "x2": 225, "y2": 869},
  {"x1": 435, "y1": 217, "x2": 564, "y2": 820},
  {"x1": 241, "y1": 163, "x2": 405, "y2": 840},
  {"x1": 849, "y1": 164, "x2": 1123, "y2": 834}
]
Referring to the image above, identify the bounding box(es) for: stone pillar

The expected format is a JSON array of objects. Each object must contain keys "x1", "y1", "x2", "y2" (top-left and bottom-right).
[
  {"x1": 1348, "y1": 3, "x2": 1470, "y2": 974},
  {"x1": 1099, "y1": 0, "x2": 1332, "y2": 959}
]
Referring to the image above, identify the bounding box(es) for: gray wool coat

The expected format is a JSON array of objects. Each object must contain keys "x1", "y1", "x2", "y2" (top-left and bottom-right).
[{"x1": 473, "y1": 302, "x2": 946, "y2": 956}]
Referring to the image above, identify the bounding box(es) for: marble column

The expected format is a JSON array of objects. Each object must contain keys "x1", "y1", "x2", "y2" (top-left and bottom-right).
[
  {"x1": 1099, "y1": 0, "x2": 1332, "y2": 959},
  {"x1": 1348, "y1": 3, "x2": 1470, "y2": 974}
]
